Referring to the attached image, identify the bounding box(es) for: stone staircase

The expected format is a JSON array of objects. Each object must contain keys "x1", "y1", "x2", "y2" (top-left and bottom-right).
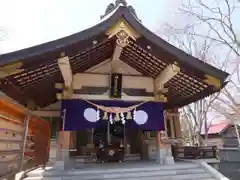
[{"x1": 23, "y1": 162, "x2": 218, "y2": 180}]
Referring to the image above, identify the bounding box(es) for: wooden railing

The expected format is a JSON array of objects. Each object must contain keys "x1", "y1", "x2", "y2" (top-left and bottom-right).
[
  {"x1": 172, "y1": 145, "x2": 217, "y2": 159},
  {"x1": 0, "y1": 97, "x2": 51, "y2": 179}
]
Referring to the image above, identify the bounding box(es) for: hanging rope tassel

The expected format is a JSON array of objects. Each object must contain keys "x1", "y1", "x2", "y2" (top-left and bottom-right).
[
  {"x1": 96, "y1": 108, "x2": 100, "y2": 121},
  {"x1": 114, "y1": 113, "x2": 120, "y2": 122},
  {"x1": 133, "y1": 108, "x2": 136, "y2": 121},
  {"x1": 126, "y1": 111, "x2": 132, "y2": 120},
  {"x1": 120, "y1": 112, "x2": 125, "y2": 124},
  {"x1": 103, "y1": 111, "x2": 108, "y2": 120},
  {"x1": 109, "y1": 113, "x2": 113, "y2": 124}
]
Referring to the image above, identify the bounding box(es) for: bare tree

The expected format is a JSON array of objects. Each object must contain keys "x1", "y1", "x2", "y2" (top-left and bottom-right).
[
  {"x1": 160, "y1": 0, "x2": 240, "y2": 145},
  {"x1": 177, "y1": 0, "x2": 240, "y2": 146},
  {"x1": 179, "y1": 112, "x2": 195, "y2": 145},
  {"x1": 179, "y1": 0, "x2": 239, "y2": 56},
  {"x1": 160, "y1": 23, "x2": 224, "y2": 145},
  {"x1": 177, "y1": 0, "x2": 240, "y2": 103}
]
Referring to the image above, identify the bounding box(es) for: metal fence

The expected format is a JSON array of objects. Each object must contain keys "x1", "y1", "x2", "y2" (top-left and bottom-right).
[
  {"x1": 172, "y1": 145, "x2": 217, "y2": 159},
  {"x1": 0, "y1": 98, "x2": 51, "y2": 179}
]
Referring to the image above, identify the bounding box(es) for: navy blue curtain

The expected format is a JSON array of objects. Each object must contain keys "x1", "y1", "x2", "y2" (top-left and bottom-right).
[{"x1": 60, "y1": 99, "x2": 165, "y2": 131}]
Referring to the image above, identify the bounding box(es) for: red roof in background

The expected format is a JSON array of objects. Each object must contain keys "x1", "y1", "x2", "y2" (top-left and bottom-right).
[{"x1": 201, "y1": 123, "x2": 230, "y2": 135}]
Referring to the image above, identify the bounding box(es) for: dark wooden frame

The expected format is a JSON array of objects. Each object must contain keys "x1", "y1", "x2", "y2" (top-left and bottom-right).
[{"x1": 172, "y1": 145, "x2": 217, "y2": 159}]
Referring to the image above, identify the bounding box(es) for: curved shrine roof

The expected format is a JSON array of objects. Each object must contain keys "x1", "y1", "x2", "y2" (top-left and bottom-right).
[{"x1": 0, "y1": 4, "x2": 229, "y2": 108}]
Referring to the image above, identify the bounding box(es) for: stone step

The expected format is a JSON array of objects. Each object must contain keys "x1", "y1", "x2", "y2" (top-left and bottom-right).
[
  {"x1": 70, "y1": 170, "x2": 210, "y2": 179},
  {"x1": 24, "y1": 162, "x2": 216, "y2": 180},
  {"x1": 24, "y1": 173, "x2": 214, "y2": 180},
  {"x1": 70, "y1": 168, "x2": 206, "y2": 178},
  {"x1": 24, "y1": 164, "x2": 213, "y2": 180},
  {"x1": 27, "y1": 163, "x2": 201, "y2": 177}
]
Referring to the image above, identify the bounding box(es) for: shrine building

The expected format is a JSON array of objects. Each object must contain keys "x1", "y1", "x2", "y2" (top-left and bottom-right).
[{"x1": 0, "y1": 1, "x2": 229, "y2": 165}]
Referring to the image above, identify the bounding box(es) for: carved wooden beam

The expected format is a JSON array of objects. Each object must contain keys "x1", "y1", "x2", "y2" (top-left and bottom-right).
[
  {"x1": 111, "y1": 44, "x2": 124, "y2": 73},
  {"x1": 204, "y1": 74, "x2": 221, "y2": 89},
  {"x1": 155, "y1": 63, "x2": 180, "y2": 91},
  {"x1": 106, "y1": 19, "x2": 140, "y2": 73},
  {"x1": 55, "y1": 73, "x2": 154, "y2": 92},
  {"x1": 57, "y1": 56, "x2": 72, "y2": 88},
  {"x1": 111, "y1": 27, "x2": 131, "y2": 73},
  {"x1": 0, "y1": 62, "x2": 24, "y2": 78},
  {"x1": 105, "y1": 19, "x2": 140, "y2": 40}
]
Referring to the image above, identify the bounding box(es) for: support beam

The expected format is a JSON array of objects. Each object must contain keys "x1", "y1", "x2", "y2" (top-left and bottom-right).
[
  {"x1": 155, "y1": 64, "x2": 180, "y2": 91},
  {"x1": 56, "y1": 73, "x2": 154, "y2": 92},
  {"x1": 56, "y1": 92, "x2": 155, "y2": 102},
  {"x1": 111, "y1": 44, "x2": 124, "y2": 72},
  {"x1": 154, "y1": 92, "x2": 175, "y2": 164},
  {"x1": 58, "y1": 56, "x2": 73, "y2": 88}
]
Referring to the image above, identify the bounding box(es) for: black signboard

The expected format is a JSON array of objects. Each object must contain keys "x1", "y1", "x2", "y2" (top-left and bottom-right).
[{"x1": 110, "y1": 73, "x2": 122, "y2": 98}]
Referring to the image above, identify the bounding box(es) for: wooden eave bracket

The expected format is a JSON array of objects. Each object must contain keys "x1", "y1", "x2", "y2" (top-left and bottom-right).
[
  {"x1": 105, "y1": 19, "x2": 140, "y2": 40},
  {"x1": 57, "y1": 56, "x2": 73, "y2": 88},
  {"x1": 204, "y1": 74, "x2": 221, "y2": 89},
  {"x1": 108, "y1": 20, "x2": 140, "y2": 73},
  {"x1": 155, "y1": 63, "x2": 180, "y2": 92},
  {"x1": 0, "y1": 62, "x2": 24, "y2": 78}
]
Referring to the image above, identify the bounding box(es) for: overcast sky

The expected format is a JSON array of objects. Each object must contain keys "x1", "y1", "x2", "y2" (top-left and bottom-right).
[{"x1": 0, "y1": 0, "x2": 181, "y2": 53}]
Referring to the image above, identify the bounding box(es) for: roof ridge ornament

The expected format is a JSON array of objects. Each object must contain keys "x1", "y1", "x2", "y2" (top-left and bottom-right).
[
  {"x1": 100, "y1": 0, "x2": 141, "y2": 22},
  {"x1": 115, "y1": 0, "x2": 127, "y2": 6}
]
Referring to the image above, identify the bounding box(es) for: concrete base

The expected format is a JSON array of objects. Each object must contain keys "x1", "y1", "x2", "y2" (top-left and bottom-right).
[
  {"x1": 165, "y1": 156, "x2": 175, "y2": 165},
  {"x1": 55, "y1": 149, "x2": 72, "y2": 170},
  {"x1": 54, "y1": 161, "x2": 64, "y2": 170},
  {"x1": 156, "y1": 148, "x2": 175, "y2": 165}
]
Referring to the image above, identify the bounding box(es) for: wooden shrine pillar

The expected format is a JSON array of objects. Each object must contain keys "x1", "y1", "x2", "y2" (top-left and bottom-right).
[
  {"x1": 140, "y1": 131, "x2": 149, "y2": 160},
  {"x1": 165, "y1": 109, "x2": 181, "y2": 139},
  {"x1": 172, "y1": 109, "x2": 181, "y2": 138},
  {"x1": 174, "y1": 119, "x2": 181, "y2": 138},
  {"x1": 56, "y1": 83, "x2": 73, "y2": 162},
  {"x1": 55, "y1": 130, "x2": 73, "y2": 170},
  {"x1": 155, "y1": 111, "x2": 175, "y2": 164},
  {"x1": 56, "y1": 131, "x2": 71, "y2": 160}
]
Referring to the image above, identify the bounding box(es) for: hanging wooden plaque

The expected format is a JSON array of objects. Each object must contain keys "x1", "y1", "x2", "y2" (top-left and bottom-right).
[{"x1": 110, "y1": 73, "x2": 122, "y2": 98}]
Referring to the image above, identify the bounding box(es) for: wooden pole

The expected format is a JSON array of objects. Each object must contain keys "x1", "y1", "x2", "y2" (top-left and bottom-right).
[
  {"x1": 20, "y1": 115, "x2": 30, "y2": 171},
  {"x1": 107, "y1": 121, "x2": 110, "y2": 144},
  {"x1": 124, "y1": 123, "x2": 126, "y2": 154}
]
